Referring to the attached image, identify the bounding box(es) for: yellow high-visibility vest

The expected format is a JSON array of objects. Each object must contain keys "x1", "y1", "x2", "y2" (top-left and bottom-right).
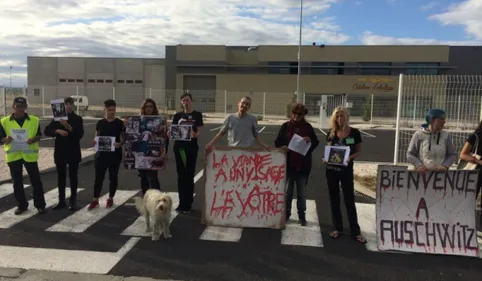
[{"x1": 1, "y1": 114, "x2": 40, "y2": 163}]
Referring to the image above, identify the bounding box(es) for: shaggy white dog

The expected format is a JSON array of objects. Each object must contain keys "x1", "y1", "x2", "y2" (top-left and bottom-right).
[{"x1": 134, "y1": 189, "x2": 173, "y2": 241}]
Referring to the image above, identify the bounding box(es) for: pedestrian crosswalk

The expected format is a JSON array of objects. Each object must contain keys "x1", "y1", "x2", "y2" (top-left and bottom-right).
[{"x1": 0, "y1": 183, "x2": 480, "y2": 256}]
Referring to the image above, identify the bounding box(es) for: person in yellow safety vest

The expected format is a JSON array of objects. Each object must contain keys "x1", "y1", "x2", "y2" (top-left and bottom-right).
[{"x1": 0, "y1": 97, "x2": 47, "y2": 215}]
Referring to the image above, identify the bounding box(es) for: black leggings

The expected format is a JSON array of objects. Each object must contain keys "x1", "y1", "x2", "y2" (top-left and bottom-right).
[
  {"x1": 326, "y1": 166, "x2": 361, "y2": 236},
  {"x1": 138, "y1": 170, "x2": 161, "y2": 195},
  {"x1": 174, "y1": 144, "x2": 198, "y2": 209},
  {"x1": 56, "y1": 162, "x2": 79, "y2": 204},
  {"x1": 93, "y1": 153, "x2": 122, "y2": 198}
]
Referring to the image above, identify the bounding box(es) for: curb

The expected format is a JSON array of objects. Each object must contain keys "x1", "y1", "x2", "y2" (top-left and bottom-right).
[
  {"x1": 354, "y1": 180, "x2": 376, "y2": 199},
  {"x1": 0, "y1": 152, "x2": 96, "y2": 186}
]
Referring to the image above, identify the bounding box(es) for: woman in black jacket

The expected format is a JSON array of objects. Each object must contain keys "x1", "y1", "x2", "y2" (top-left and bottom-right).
[
  {"x1": 274, "y1": 103, "x2": 319, "y2": 226},
  {"x1": 44, "y1": 97, "x2": 84, "y2": 211}
]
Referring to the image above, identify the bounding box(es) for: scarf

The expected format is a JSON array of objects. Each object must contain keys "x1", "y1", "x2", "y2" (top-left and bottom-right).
[{"x1": 287, "y1": 119, "x2": 310, "y2": 171}]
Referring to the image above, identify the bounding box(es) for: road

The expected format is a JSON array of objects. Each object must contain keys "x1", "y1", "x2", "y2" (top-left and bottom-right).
[{"x1": 0, "y1": 123, "x2": 481, "y2": 281}]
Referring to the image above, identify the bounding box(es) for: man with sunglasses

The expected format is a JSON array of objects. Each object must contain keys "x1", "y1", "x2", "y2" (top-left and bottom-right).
[{"x1": 0, "y1": 97, "x2": 47, "y2": 215}]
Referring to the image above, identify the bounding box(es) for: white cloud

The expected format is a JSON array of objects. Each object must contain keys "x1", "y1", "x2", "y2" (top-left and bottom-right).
[
  {"x1": 429, "y1": 0, "x2": 482, "y2": 40},
  {"x1": 0, "y1": 0, "x2": 349, "y2": 87},
  {"x1": 360, "y1": 31, "x2": 482, "y2": 45},
  {"x1": 420, "y1": 1, "x2": 437, "y2": 11}
]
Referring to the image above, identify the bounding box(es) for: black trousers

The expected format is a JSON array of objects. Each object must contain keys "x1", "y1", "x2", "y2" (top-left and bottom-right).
[
  {"x1": 8, "y1": 159, "x2": 46, "y2": 209},
  {"x1": 93, "y1": 153, "x2": 122, "y2": 198},
  {"x1": 56, "y1": 162, "x2": 79, "y2": 204},
  {"x1": 138, "y1": 170, "x2": 161, "y2": 195},
  {"x1": 326, "y1": 165, "x2": 361, "y2": 236},
  {"x1": 174, "y1": 144, "x2": 198, "y2": 209}
]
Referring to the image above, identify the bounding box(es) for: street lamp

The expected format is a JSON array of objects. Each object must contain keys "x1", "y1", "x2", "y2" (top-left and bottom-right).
[{"x1": 296, "y1": 0, "x2": 303, "y2": 103}]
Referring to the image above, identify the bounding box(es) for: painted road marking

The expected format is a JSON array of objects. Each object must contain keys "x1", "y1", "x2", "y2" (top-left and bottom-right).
[
  {"x1": 210, "y1": 126, "x2": 222, "y2": 132},
  {"x1": 281, "y1": 199, "x2": 323, "y2": 247},
  {"x1": 0, "y1": 188, "x2": 84, "y2": 229},
  {"x1": 199, "y1": 226, "x2": 243, "y2": 242},
  {"x1": 258, "y1": 126, "x2": 266, "y2": 133},
  {"x1": 360, "y1": 130, "x2": 376, "y2": 138},
  {"x1": 121, "y1": 192, "x2": 196, "y2": 237},
  {"x1": 46, "y1": 190, "x2": 138, "y2": 233},
  {"x1": 0, "y1": 237, "x2": 140, "y2": 274},
  {"x1": 317, "y1": 128, "x2": 327, "y2": 136},
  {"x1": 0, "y1": 184, "x2": 28, "y2": 200}
]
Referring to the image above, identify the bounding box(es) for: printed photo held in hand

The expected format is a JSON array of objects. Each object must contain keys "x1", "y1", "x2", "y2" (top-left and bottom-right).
[
  {"x1": 407, "y1": 109, "x2": 457, "y2": 174},
  {"x1": 274, "y1": 102, "x2": 319, "y2": 226},
  {"x1": 94, "y1": 136, "x2": 115, "y2": 152},
  {"x1": 50, "y1": 99, "x2": 68, "y2": 121},
  {"x1": 324, "y1": 106, "x2": 366, "y2": 244},
  {"x1": 170, "y1": 124, "x2": 192, "y2": 141},
  {"x1": 206, "y1": 96, "x2": 269, "y2": 152},
  {"x1": 324, "y1": 146, "x2": 350, "y2": 166}
]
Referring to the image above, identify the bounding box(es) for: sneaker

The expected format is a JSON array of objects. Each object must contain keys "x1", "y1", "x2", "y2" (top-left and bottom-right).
[
  {"x1": 300, "y1": 218, "x2": 307, "y2": 226},
  {"x1": 87, "y1": 200, "x2": 99, "y2": 211},
  {"x1": 37, "y1": 208, "x2": 47, "y2": 214},
  {"x1": 52, "y1": 202, "x2": 67, "y2": 211},
  {"x1": 181, "y1": 207, "x2": 192, "y2": 214},
  {"x1": 14, "y1": 207, "x2": 28, "y2": 215},
  {"x1": 106, "y1": 198, "x2": 113, "y2": 208}
]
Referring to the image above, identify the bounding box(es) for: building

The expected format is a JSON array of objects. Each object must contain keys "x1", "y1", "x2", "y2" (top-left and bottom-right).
[
  {"x1": 27, "y1": 57, "x2": 165, "y2": 114},
  {"x1": 26, "y1": 45, "x2": 482, "y2": 122}
]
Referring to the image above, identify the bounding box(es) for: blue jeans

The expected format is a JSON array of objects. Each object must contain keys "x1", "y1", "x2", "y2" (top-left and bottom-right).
[{"x1": 286, "y1": 175, "x2": 307, "y2": 219}]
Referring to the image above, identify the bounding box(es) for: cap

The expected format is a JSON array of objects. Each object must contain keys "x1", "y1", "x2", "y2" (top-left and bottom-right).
[{"x1": 13, "y1": 97, "x2": 27, "y2": 105}]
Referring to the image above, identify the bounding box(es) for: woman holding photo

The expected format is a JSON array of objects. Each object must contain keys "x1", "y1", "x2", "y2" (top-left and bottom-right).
[{"x1": 323, "y1": 106, "x2": 366, "y2": 244}]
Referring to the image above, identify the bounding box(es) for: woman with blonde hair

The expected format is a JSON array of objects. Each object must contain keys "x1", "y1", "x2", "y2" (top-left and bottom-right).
[{"x1": 323, "y1": 106, "x2": 366, "y2": 244}]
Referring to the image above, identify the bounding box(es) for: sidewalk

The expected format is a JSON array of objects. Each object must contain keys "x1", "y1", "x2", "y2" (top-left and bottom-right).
[
  {"x1": 0, "y1": 148, "x2": 96, "y2": 184},
  {"x1": 0, "y1": 268, "x2": 178, "y2": 281}
]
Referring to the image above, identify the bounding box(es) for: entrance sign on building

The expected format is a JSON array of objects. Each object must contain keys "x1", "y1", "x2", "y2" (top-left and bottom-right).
[
  {"x1": 375, "y1": 165, "x2": 479, "y2": 257},
  {"x1": 203, "y1": 147, "x2": 287, "y2": 229}
]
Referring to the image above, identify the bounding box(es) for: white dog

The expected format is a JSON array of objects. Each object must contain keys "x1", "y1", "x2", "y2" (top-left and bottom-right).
[{"x1": 133, "y1": 189, "x2": 173, "y2": 241}]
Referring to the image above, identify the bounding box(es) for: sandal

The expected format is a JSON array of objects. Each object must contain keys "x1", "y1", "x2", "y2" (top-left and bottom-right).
[
  {"x1": 353, "y1": 234, "x2": 367, "y2": 244},
  {"x1": 329, "y1": 230, "x2": 342, "y2": 239}
]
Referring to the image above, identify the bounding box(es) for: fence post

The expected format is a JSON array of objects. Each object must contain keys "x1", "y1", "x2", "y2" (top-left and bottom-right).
[
  {"x1": 224, "y1": 90, "x2": 227, "y2": 115},
  {"x1": 149, "y1": 88, "x2": 152, "y2": 99},
  {"x1": 394, "y1": 74, "x2": 404, "y2": 165},
  {"x1": 2, "y1": 87, "x2": 6, "y2": 116},
  {"x1": 113, "y1": 87, "x2": 116, "y2": 100},
  {"x1": 41, "y1": 85, "x2": 45, "y2": 117},
  {"x1": 263, "y1": 92, "x2": 266, "y2": 119},
  {"x1": 370, "y1": 94, "x2": 374, "y2": 127},
  {"x1": 76, "y1": 86, "x2": 80, "y2": 115}
]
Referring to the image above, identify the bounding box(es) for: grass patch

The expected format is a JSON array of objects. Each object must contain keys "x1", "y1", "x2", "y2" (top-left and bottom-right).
[{"x1": 354, "y1": 174, "x2": 377, "y2": 192}]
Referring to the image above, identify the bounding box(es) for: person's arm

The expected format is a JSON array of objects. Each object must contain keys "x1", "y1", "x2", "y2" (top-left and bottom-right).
[
  {"x1": 29, "y1": 124, "x2": 42, "y2": 143},
  {"x1": 252, "y1": 116, "x2": 268, "y2": 148},
  {"x1": 193, "y1": 111, "x2": 204, "y2": 138},
  {"x1": 442, "y1": 133, "x2": 457, "y2": 169},
  {"x1": 207, "y1": 115, "x2": 230, "y2": 147},
  {"x1": 0, "y1": 123, "x2": 8, "y2": 144},
  {"x1": 44, "y1": 119, "x2": 58, "y2": 137},
  {"x1": 274, "y1": 123, "x2": 288, "y2": 148},
  {"x1": 74, "y1": 116, "x2": 85, "y2": 140},
  {"x1": 307, "y1": 123, "x2": 320, "y2": 154},
  {"x1": 459, "y1": 133, "x2": 481, "y2": 164},
  {"x1": 119, "y1": 120, "x2": 126, "y2": 146},
  {"x1": 406, "y1": 132, "x2": 424, "y2": 169},
  {"x1": 349, "y1": 128, "x2": 362, "y2": 161}
]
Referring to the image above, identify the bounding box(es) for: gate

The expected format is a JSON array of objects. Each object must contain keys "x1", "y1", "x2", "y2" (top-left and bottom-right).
[{"x1": 319, "y1": 94, "x2": 347, "y2": 129}]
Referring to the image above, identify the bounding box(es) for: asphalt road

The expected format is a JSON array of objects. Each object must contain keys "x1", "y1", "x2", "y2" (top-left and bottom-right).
[{"x1": 0, "y1": 123, "x2": 481, "y2": 281}]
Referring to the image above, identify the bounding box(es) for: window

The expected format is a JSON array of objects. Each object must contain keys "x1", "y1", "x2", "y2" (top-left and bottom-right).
[
  {"x1": 96, "y1": 79, "x2": 104, "y2": 83},
  {"x1": 88, "y1": 79, "x2": 95, "y2": 83},
  {"x1": 404, "y1": 63, "x2": 440, "y2": 75},
  {"x1": 267, "y1": 62, "x2": 297, "y2": 74},
  {"x1": 126, "y1": 80, "x2": 134, "y2": 84},
  {"x1": 59, "y1": 79, "x2": 67, "y2": 82},
  {"x1": 117, "y1": 80, "x2": 125, "y2": 83},
  {"x1": 105, "y1": 79, "x2": 113, "y2": 83},
  {"x1": 357, "y1": 62, "x2": 391, "y2": 75},
  {"x1": 76, "y1": 79, "x2": 84, "y2": 83},
  {"x1": 67, "y1": 79, "x2": 75, "y2": 82},
  {"x1": 135, "y1": 80, "x2": 142, "y2": 84},
  {"x1": 311, "y1": 62, "x2": 343, "y2": 74},
  {"x1": 33, "y1": 88, "x2": 40, "y2": 96}
]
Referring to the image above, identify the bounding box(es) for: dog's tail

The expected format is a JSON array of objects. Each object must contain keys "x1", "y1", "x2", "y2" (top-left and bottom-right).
[{"x1": 133, "y1": 196, "x2": 147, "y2": 216}]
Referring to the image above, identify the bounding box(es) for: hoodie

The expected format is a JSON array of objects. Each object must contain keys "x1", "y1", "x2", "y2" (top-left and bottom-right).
[{"x1": 406, "y1": 126, "x2": 457, "y2": 170}]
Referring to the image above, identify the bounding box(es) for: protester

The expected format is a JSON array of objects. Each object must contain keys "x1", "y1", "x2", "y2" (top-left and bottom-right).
[
  {"x1": 0, "y1": 97, "x2": 47, "y2": 215},
  {"x1": 206, "y1": 96, "x2": 269, "y2": 149},
  {"x1": 88, "y1": 99, "x2": 125, "y2": 210},
  {"x1": 170, "y1": 93, "x2": 203, "y2": 213},
  {"x1": 274, "y1": 103, "x2": 319, "y2": 226},
  {"x1": 459, "y1": 119, "x2": 482, "y2": 207},
  {"x1": 135, "y1": 98, "x2": 167, "y2": 195},
  {"x1": 323, "y1": 106, "x2": 366, "y2": 244},
  {"x1": 44, "y1": 97, "x2": 84, "y2": 211},
  {"x1": 407, "y1": 108, "x2": 457, "y2": 172}
]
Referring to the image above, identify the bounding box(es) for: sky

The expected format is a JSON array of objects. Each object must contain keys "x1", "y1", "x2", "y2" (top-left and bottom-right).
[{"x1": 1, "y1": 0, "x2": 482, "y2": 87}]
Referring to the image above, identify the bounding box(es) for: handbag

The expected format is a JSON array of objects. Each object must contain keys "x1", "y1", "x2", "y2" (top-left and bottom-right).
[{"x1": 457, "y1": 133, "x2": 481, "y2": 170}]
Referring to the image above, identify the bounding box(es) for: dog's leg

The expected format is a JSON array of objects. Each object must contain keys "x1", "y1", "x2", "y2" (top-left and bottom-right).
[
  {"x1": 145, "y1": 212, "x2": 152, "y2": 233},
  {"x1": 162, "y1": 219, "x2": 172, "y2": 239},
  {"x1": 151, "y1": 219, "x2": 160, "y2": 241}
]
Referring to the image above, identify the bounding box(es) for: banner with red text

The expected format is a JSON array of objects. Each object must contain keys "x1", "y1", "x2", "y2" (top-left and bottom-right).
[
  {"x1": 203, "y1": 147, "x2": 287, "y2": 229},
  {"x1": 376, "y1": 165, "x2": 479, "y2": 257}
]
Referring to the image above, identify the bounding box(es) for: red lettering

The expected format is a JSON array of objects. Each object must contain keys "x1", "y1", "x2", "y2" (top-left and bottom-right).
[{"x1": 214, "y1": 168, "x2": 227, "y2": 183}]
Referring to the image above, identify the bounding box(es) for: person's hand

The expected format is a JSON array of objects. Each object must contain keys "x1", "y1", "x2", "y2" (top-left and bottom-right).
[
  {"x1": 192, "y1": 130, "x2": 200, "y2": 138},
  {"x1": 438, "y1": 165, "x2": 448, "y2": 172},
  {"x1": 114, "y1": 142, "x2": 122, "y2": 148},
  {"x1": 303, "y1": 136, "x2": 311, "y2": 143},
  {"x1": 205, "y1": 142, "x2": 214, "y2": 153},
  {"x1": 280, "y1": 146, "x2": 288, "y2": 153},
  {"x1": 321, "y1": 158, "x2": 327, "y2": 164},
  {"x1": 26, "y1": 138, "x2": 36, "y2": 144},
  {"x1": 3, "y1": 136, "x2": 13, "y2": 145},
  {"x1": 262, "y1": 143, "x2": 270, "y2": 150},
  {"x1": 92, "y1": 140, "x2": 97, "y2": 147},
  {"x1": 56, "y1": 129, "x2": 68, "y2": 137},
  {"x1": 417, "y1": 165, "x2": 427, "y2": 174}
]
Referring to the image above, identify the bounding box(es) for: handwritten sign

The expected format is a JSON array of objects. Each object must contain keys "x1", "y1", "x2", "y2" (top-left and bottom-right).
[
  {"x1": 376, "y1": 165, "x2": 479, "y2": 257},
  {"x1": 203, "y1": 147, "x2": 287, "y2": 229}
]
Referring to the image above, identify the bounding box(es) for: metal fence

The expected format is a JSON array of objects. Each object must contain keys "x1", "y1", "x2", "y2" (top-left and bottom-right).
[
  {"x1": 393, "y1": 74, "x2": 482, "y2": 165},
  {"x1": 1, "y1": 85, "x2": 399, "y2": 127}
]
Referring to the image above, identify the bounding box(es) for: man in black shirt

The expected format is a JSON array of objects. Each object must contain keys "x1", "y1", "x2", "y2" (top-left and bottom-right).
[
  {"x1": 0, "y1": 97, "x2": 47, "y2": 215},
  {"x1": 87, "y1": 99, "x2": 125, "y2": 210},
  {"x1": 171, "y1": 93, "x2": 204, "y2": 213},
  {"x1": 44, "y1": 97, "x2": 84, "y2": 211}
]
